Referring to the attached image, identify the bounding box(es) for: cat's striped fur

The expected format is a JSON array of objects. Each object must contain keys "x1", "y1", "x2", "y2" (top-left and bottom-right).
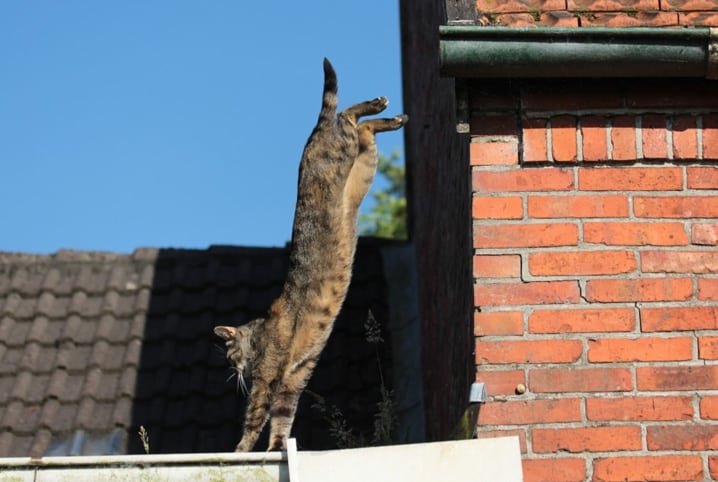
[{"x1": 214, "y1": 58, "x2": 407, "y2": 452}]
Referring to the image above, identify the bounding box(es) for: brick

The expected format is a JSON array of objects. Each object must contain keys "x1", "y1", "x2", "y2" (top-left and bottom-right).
[
  {"x1": 472, "y1": 196, "x2": 523, "y2": 219},
  {"x1": 641, "y1": 250, "x2": 718, "y2": 274},
  {"x1": 711, "y1": 456, "x2": 718, "y2": 481},
  {"x1": 580, "y1": 115, "x2": 608, "y2": 161},
  {"x1": 579, "y1": 167, "x2": 682, "y2": 191},
  {"x1": 662, "y1": 0, "x2": 718, "y2": 10},
  {"x1": 692, "y1": 223, "x2": 718, "y2": 245},
  {"x1": 701, "y1": 396, "x2": 718, "y2": 420},
  {"x1": 568, "y1": 0, "x2": 659, "y2": 9},
  {"x1": 474, "y1": 281, "x2": 580, "y2": 307},
  {"x1": 476, "y1": 428, "x2": 527, "y2": 453},
  {"x1": 478, "y1": 398, "x2": 582, "y2": 425},
  {"x1": 588, "y1": 336, "x2": 693, "y2": 362},
  {"x1": 522, "y1": 458, "x2": 586, "y2": 482},
  {"x1": 540, "y1": 10, "x2": 580, "y2": 27},
  {"x1": 474, "y1": 311, "x2": 523, "y2": 336},
  {"x1": 679, "y1": 11, "x2": 718, "y2": 26},
  {"x1": 473, "y1": 168, "x2": 574, "y2": 192},
  {"x1": 641, "y1": 114, "x2": 668, "y2": 159},
  {"x1": 552, "y1": 116, "x2": 577, "y2": 162},
  {"x1": 704, "y1": 114, "x2": 718, "y2": 159},
  {"x1": 471, "y1": 114, "x2": 518, "y2": 136},
  {"x1": 529, "y1": 250, "x2": 635, "y2": 276},
  {"x1": 610, "y1": 115, "x2": 637, "y2": 161},
  {"x1": 593, "y1": 455, "x2": 703, "y2": 482},
  {"x1": 470, "y1": 140, "x2": 519, "y2": 166},
  {"x1": 476, "y1": 0, "x2": 566, "y2": 13},
  {"x1": 523, "y1": 118, "x2": 548, "y2": 162},
  {"x1": 493, "y1": 13, "x2": 537, "y2": 27},
  {"x1": 699, "y1": 278, "x2": 718, "y2": 300},
  {"x1": 528, "y1": 308, "x2": 635, "y2": 334},
  {"x1": 672, "y1": 115, "x2": 699, "y2": 159},
  {"x1": 626, "y1": 82, "x2": 718, "y2": 109},
  {"x1": 641, "y1": 306, "x2": 718, "y2": 331},
  {"x1": 585, "y1": 277, "x2": 693, "y2": 302},
  {"x1": 586, "y1": 396, "x2": 694, "y2": 422},
  {"x1": 635, "y1": 196, "x2": 718, "y2": 218},
  {"x1": 530, "y1": 367, "x2": 633, "y2": 393},
  {"x1": 533, "y1": 426, "x2": 642, "y2": 453},
  {"x1": 687, "y1": 166, "x2": 718, "y2": 189},
  {"x1": 648, "y1": 425, "x2": 718, "y2": 451},
  {"x1": 638, "y1": 365, "x2": 718, "y2": 391},
  {"x1": 475, "y1": 369, "x2": 525, "y2": 396},
  {"x1": 474, "y1": 223, "x2": 578, "y2": 248},
  {"x1": 476, "y1": 339, "x2": 582, "y2": 364},
  {"x1": 471, "y1": 83, "x2": 518, "y2": 110},
  {"x1": 585, "y1": 222, "x2": 688, "y2": 246},
  {"x1": 699, "y1": 336, "x2": 718, "y2": 360},
  {"x1": 580, "y1": 11, "x2": 679, "y2": 27},
  {"x1": 522, "y1": 83, "x2": 624, "y2": 111},
  {"x1": 528, "y1": 195, "x2": 628, "y2": 218},
  {"x1": 474, "y1": 254, "x2": 521, "y2": 278}
]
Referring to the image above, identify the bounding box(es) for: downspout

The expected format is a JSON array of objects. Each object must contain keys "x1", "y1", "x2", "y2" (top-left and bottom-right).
[{"x1": 440, "y1": 26, "x2": 718, "y2": 79}]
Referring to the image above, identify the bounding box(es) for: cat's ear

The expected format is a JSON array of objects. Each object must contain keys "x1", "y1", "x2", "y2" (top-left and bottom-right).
[{"x1": 214, "y1": 325, "x2": 237, "y2": 340}]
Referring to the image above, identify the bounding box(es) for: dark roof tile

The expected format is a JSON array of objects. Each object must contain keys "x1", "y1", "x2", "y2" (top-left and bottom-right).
[
  {"x1": 41, "y1": 267, "x2": 76, "y2": 296},
  {"x1": 3, "y1": 293, "x2": 36, "y2": 320},
  {"x1": 0, "y1": 347, "x2": 22, "y2": 375},
  {"x1": 38, "y1": 397, "x2": 61, "y2": 429},
  {"x1": 68, "y1": 291, "x2": 103, "y2": 318},
  {"x1": 9, "y1": 264, "x2": 46, "y2": 296},
  {"x1": 20, "y1": 342, "x2": 56, "y2": 373},
  {"x1": 117, "y1": 366, "x2": 137, "y2": 397},
  {"x1": 0, "y1": 432, "x2": 33, "y2": 458},
  {"x1": 55, "y1": 342, "x2": 91, "y2": 372},
  {"x1": 0, "y1": 375, "x2": 14, "y2": 404},
  {"x1": 122, "y1": 339, "x2": 142, "y2": 368},
  {"x1": 112, "y1": 396, "x2": 133, "y2": 427},
  {"x1": 0, "y1": 315, "x2": 13, "y2": 340},
  {"x1": 9, "y1": 370, "x2": 34, "y2": 401},
  {"x1": 30, "y1": 428, "x2": 53, "y2": 458},
  {"x1": 13, "y1": 403, "x2": 43, "y2": 433},
  {"x1": 134, "y1": 287, "x2": 151, "y2": 313}
]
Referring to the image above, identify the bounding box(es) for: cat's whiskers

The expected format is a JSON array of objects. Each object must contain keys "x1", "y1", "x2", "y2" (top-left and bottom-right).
[{"x1": 238, "y1": 371, "x2": 249, "y2": 397}]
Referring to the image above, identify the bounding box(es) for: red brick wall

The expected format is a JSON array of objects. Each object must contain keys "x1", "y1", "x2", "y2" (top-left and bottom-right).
[
  {"x1": 476, "y1": 0, "x2": 718, "y2": 27},
  {"x1": 471, "y1": 76, "x2": 718, "y2": 481}
]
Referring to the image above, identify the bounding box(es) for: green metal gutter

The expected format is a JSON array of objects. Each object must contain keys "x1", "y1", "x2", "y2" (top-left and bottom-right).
[{"x1": 440, "y1": 26, "x2": 718, "y2": 79}]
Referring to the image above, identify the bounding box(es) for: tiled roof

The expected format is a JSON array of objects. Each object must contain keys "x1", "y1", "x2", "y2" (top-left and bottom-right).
[{"x1": 0, "y1": 243, "x2": 392, "y2": 457}]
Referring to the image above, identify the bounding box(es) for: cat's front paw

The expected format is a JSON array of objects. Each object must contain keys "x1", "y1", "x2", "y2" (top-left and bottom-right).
[
  {"x1": 371, "y1": 96, "x2": 389, "y2": 112},
  {"x1": 235, "y1": 440, "x2": 251, "y2": 452}
]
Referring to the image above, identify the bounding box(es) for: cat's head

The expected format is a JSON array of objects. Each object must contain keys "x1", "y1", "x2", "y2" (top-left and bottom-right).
[{"x1": 214, "y1": 319, "x2": 262, "y2": 394}]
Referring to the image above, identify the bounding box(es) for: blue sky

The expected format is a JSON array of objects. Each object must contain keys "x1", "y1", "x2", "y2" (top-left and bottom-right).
[{"x1": 0, "y1": 2, "x2": 404, "y2": 254}]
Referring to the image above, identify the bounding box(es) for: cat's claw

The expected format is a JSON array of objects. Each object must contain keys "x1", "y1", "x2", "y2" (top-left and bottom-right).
[{"x1": 372, "y1": 97, "x2": 389, "y2": 110}]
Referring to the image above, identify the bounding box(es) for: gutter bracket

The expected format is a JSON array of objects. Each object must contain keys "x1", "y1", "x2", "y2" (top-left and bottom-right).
[{"x1": 709, "y1": 28, "x2": 718, "y2": 80}]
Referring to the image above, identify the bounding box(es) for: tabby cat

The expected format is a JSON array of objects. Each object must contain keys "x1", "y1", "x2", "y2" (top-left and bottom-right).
[{"x1": 214, "y1": 58, "x2": 407, "y2": 452}]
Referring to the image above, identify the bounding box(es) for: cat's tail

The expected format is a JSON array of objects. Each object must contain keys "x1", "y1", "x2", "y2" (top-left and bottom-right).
[{"x1": 317, "y1": 58, "x2": 338, "y2": 128}]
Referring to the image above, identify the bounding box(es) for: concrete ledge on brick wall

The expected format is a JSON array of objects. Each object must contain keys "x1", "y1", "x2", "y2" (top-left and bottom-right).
[{"x1": 440, "y1": 26, "x2": 718, "y2": 79}]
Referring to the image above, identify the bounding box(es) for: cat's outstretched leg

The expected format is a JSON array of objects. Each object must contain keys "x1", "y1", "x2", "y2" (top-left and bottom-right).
[
  {"x1": 344, "y1": 115, "x2": 409, "y2": 213},
  {"x1": 339, "y1": 97, "x2": 389, "y2": 124},
  {"x1": 235, "y1": 379, "x2": 271, "y2": 452}
]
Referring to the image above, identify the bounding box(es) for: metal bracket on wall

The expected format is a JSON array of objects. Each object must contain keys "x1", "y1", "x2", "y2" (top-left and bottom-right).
[{"x1": 449, "y1": 382, "x2": 488, "y2": 440}]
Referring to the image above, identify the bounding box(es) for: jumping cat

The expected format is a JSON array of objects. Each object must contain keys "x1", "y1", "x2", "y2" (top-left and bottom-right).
[{"x1": 214, "y1": 58, "x2": 407, "y2": 452}]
